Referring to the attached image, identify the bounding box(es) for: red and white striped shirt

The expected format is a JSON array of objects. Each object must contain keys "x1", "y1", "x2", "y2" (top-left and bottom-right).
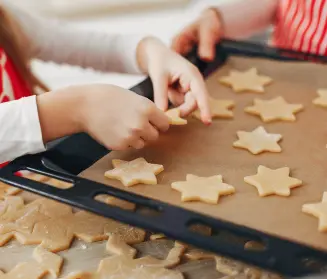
[{"x1": 218, "y1": 0, "x2": 327, "y2": 55}]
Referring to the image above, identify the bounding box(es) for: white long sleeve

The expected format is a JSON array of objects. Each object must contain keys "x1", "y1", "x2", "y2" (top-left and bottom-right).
[
  {"x1": 3, "y1": 1, "x2": 144, "y2": 74},
  {"x1": 0, "y1": 96, "x2": 45, "y2": 163},
  {"x1": 215, "y1": 0, "x2": 278, "y2": 39}
]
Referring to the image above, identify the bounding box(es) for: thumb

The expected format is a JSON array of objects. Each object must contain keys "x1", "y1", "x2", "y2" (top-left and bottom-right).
[{"x1": 151, "y1": 72, "x2": 169, "y2": 111}]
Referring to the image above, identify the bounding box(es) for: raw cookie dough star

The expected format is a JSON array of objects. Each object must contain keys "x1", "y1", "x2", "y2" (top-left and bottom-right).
[
  {"x1": 105, "y1": 157, "x2": 164, "y2": 187},
  {"x1": 233, "y1": 126, "x2": 282, "y2": 155},
  {"x1": 244, "y1": 166, "x2": 303, "y2": 197},
  {"x1": 302, "y1": 192, "x2": 327, "y2": 232},
  {"x1": 245, "y1": 96, "x2": 303, "y2": 122},
  {"x1": 193, "y1": 97, "x2": 234, "y2": 120},
  {"x1": 171, "y1": 174, "x2": 235, "y2": 204},
  {"x1": 313, "y1": 89, "x2": 327, "y2": 108},
  {"x1": 165, "y1": 108, "x2": 187, "y2": 125},
  {"x1": 219, "y1": 68, "x2": 272, "y2": 93}
]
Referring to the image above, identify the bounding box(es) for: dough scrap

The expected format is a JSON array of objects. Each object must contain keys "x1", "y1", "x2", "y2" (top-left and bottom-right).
[
  {"x1": 33, "y1": 246, "x2": 63, "y2": 278},
  {"x1": 105, "y1": 157, "x2": 164, "y2": 187},
  {"x1": 313, "y1": 89, "x2": 327, "y2": 108},
  {"x1": 64, "y1": 255, "x2": 183, "y2": 279},
  {"x1": 0, "y1": 247, "x2": 63, "y2": 279},
  {"x1": 95, "y1": 194, "x2": 136, "y2": 211},
  {"x1": 0, "y1": 197, "x2": 145, "y2": 252},
  {"x1": 150, "y1": 233, "x2": 166, "y2": 240},
  {"x1": 193, "y1": 98, "x2": 234, "y2": 120},
  {"x1": 219, "y1": 68, "x2": 272, "y2": 93},
  {"x1": 245, "y1": 96, "x2": 303, "y2": 122},
  {"x1": 244, "y1": 166, "x2": 303, "y2": 197},
  {"x1": 171, "y1": 174, "x2": 235, "y2": 204},
  {"x1": 0, "y1": 181, "x2": 21, "y2": 200},
  {"x1": 106, "y1": 234, "x2": 137, "y2": 258},
  {"x1": 302, "y1": 192, "x2": 327, "y2": 232},
  {"x1": 233, "y1": 126, "x2": 282, "y2": 155},
  {"x1": 184, "y1": 249, "x2": 215, "y2": 260},
  {"x1": 165, "y1": 108, "x2": 187, "y2": 125}
]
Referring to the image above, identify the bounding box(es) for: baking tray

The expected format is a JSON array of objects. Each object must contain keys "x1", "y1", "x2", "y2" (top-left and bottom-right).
[{"x1": 1, "y1": 40, "x2": 327, "y2": 278}]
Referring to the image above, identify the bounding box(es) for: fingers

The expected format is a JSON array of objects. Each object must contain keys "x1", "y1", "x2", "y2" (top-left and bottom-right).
[
  {"x1": 188, "y1": 69, "x2": 211, "y2": 124},
  {"x1": 178, "y1": 92, "x2": 197, "y2": 117},
  {"x1": 130, "y1": 138, "x2": 145, "y2": 150},
  {"x1": 168, "y1": 88, "x2": 185, "y2": 107},
  {"x1": 152, "y1": 72, "x2": 169, "y2": 111},
  {"x1": 198, "y1": 9, "x2": 222, "y2": 61},
  {"x1": 171, "y1": 23, "x2": 198, "y2": 55},
  {"x1": 140, "y1": 122, "x2": 159, "y2": 141},
  {"x1": 198, "y1": 21, "x2": 219, "y2": 61},
  {"x1": 149, "y1": 105, "x2": 170, "y2": 132}
]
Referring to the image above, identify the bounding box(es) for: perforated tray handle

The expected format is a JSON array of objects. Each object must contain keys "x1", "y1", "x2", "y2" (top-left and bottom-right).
[{"x1": 1, "y1": 154, "x2": 327, "y2": 277}]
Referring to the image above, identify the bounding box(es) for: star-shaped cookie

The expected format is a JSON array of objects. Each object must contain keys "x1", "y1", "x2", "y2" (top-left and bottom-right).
[
  {"x1": 104, "y1": 157, "x2": 164, "y2": 187},
  {"x1": 171, "y1": 174, "x2": 235, "y2": 204},
  {"x1": 219, "y1": 68, "x2": 272, "y2": 93},
  {"x1": 302, "y1": 192, "x2": 327, "y2": 232},
  {"x1": 193, "y1": 97, "x2": 234, "y2": 120},
  {"x1": 244, "y1": 166, "x2": 302, "y2": 197},
  {"x1": 313, "y1": 89, "x2": 327, "y2": 108},
  {"x1": 165, "y1": 108, "x2": 187, "y2": 125},
  {"x1": 245, "y1": 96, "x2": 303, "y2": 122},
  {"x1": 233, "y1": 126, "x2": 282, "y2": 155}
]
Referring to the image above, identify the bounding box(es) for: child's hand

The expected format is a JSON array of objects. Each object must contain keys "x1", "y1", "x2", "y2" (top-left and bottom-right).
[
  {"x1": 137, "y1": 37, "x2": 211, "y2": 124},
  {"x1": 37, "y1": 84, "x2": 170, "y2": 150},
  {"x1": 171, "y1": 8, "x2": 223, "y2": 62}
]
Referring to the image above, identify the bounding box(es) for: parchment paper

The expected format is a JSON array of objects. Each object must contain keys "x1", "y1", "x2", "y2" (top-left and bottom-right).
[{"x1": 80, "y1": 56, "x2": 327, "y2": 251}]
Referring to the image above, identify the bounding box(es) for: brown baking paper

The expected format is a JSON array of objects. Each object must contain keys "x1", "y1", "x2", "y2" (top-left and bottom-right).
[{"x1": 80, "y1": 56, "x2": 327, "y2": 251}]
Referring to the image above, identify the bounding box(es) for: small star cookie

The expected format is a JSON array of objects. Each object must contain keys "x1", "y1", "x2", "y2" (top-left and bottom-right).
[
  {"x1": 313, "y1": 89, "x2": 327, "y2": 108},
  {"x1": 245, "y1": 96, "x2": 303, "y2": 122},
  {"x1": 302, "y1": 192, "x2": 327, "y2": 232},
  {"x1": 105, "y1": 157, "x2": 164, "y2": 187},
  {"x1": 193, "y1": 97, "x2": 234, "y2": 120},
  {"x1": 233, "y1": 126, "x2": 282, "y2": 155},
  {"x1": 244, "y1": 166, "x2": 303, "y2": 197},
  {"x1": 171, "y1": 174, "x2": 235, "y2": 204},
  {"x1": 219, "y1": 68, "x2": 272, "y2": 93},
  {"x1": 165, "y1": 108, "x2": 187, "y2": 125}
]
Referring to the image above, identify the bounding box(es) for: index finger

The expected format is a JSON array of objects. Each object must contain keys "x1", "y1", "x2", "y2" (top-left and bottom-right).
[
  {"x1": 149, "y1": 105, "x2": 170, "y2": 132},
  {"x1": 189, "y1": 71, "x2": 212, "y2": 124}
]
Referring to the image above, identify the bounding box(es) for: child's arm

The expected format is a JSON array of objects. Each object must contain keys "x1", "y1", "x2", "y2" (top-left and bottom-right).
[
  {"x1": 3, "y1": 1, "x2": 143, "y2": 74},
  {"x1": 172, "y1": 0, "x2": 278, "y2": 61},
  {"x1": 0, "y1": 84, "x2": 171, "y2": 163}
]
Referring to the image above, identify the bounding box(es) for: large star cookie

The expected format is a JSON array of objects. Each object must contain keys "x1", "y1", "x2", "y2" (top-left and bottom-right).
[
  {"x1": 165, "y1": 108, "x2": 187, "y2": 125},
  {"x1": 193, "y1": 97, "x2": 234, "y2": 120},
  {"x1": 105, "y1": 157, "x2": 164, "y2": 187},
  {"x1": 313, "y1": 89, "x2": 327, "y2": 108},
  {"x1": 302, "y1": 192, "x2": 327, "y2": 232},
  {"x1": 245, "y1": 96, "x2": 303, "y2": 122},
  {"x1": 233, "y1": 126, "x2": 282, "y2": 155},
  {"x1": 244, "y1": 166, "x2": 302, "y2": 197},
  {"x1": 219, "y1": 68, "x2": 272, "y2": 93},
  {"x1": 171, "y1": 174, "x2": 235, "y2": 204}
]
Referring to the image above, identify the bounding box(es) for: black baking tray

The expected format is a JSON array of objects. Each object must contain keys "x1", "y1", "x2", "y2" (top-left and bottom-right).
[{"x1": 1, "y1": 40, "x2": 327, "y2": 278}]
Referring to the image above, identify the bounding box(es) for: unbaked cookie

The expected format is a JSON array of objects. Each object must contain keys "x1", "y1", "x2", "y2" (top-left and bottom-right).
[
  {"x1": 165, "y1": 108, "x2": 187, "y2": 125},
  {"x1": 302, "y1": 192, "x2": 327, "y2": 232},
  {"x1": 193, "y1": 97, "x2": 234, "y2": 120},
  {"x1": 313, "y1": 89, "x2": 327, "y2": 108},
  {"x1": 233, "y1": 126, "x2": 282, "y2": 155},
  {"x1": 245, "y1": 96, "x2": 303, "y2": 122},
  {"x1": 171, "y1": 174, "x2": 235, "y2": 204},
  {"x1": 219, "y1": 68, "x2": 272, "y2": 93},
  {"x1": 244, "y1": 166, "x2": 303, "y2": 197}
]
